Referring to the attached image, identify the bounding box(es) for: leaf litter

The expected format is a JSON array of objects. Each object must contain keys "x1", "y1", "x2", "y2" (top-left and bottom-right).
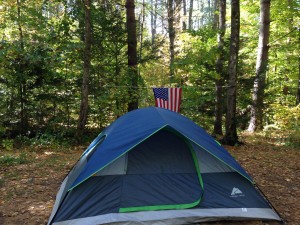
[{"x1": 0, "y1": 138, "x2": 299, "y2": 225}]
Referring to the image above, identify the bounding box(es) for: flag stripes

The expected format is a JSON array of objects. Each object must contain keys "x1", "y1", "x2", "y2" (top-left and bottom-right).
[{"x1": 153, "y1": 88, "x2": 182, "y2": 113}]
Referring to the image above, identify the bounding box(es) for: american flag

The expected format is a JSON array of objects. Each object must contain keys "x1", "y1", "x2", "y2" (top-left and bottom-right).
[{"x1": 153, "y1": 87, "x2": 182, "y2": 113}]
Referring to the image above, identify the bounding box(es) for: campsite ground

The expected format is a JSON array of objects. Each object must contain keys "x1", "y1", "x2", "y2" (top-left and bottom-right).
[{"x1": 0, "y1": 133, "x2": 299, "y2": 225}]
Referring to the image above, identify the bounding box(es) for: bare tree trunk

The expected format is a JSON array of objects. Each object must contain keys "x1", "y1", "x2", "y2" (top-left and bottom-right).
[
  {"x1": 287, "y1": 0, "x2": 299, "y2": 106},
  {"x1": 77, "y1": 0, "x2": 92, "y2": 139},
  {"x1": 182, "y1": 0, "x2": 187, "y2": 30},
  {"x1": 297, "y1": 56, "x2": 300, "y2": 105},
  {"x1": 208, "y1": 0, "x2": 211, "y2": 23},
  {"x1": 223, "y1": 0, "x2": 240, "y2": 145},
  {"x1": 16, "y1": 0, "x2": 24, "y2": 51},
  {"x1": 17, "y1": 0, "x2": 28, "y2": 134},
  {"x1": 126, "y1": 0, "x2": 139, "y2": 111},
  {"x1": 175, "y1": 0, "x2": 183, "y2": 32},
  {"x1": 213, "y1": 0, "x2": 226, "y2": 136},
  {"x1": 139, "y1": 0, "x2": 145, "y2": 63},
  {"x1": 248, "y1": 0, "x2": 271, "y2": 132},
  {"x1": 200, "y1": 0, "x2": 204, "y2": 27},
  {"x1": 213, "y1": 0, "x2": 218, "y2": 27},
  {"x1": 151, "y1": 0, "x2": 158, "y2": 45},
  {"x1": 168, "y1": 0, "x2": 175, "y2": 81},
  {"x1": 188, "y1": 0, "x2": 193, "y2": 30},
  {"x1": 297, "y1": 28, "x2": 300, "y2": 105}
]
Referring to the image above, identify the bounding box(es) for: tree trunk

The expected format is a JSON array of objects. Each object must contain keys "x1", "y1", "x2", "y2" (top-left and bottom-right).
[
  {"x1": 77, "y1": 0, "x2": 92, "y2": 139},
  {"x1": 17, "y1": 0, "x2": 28, "y2": 134},
  {"x1": 223, "y1": 0, "x2": 240, "y2": 146},
  {"x1": 213, "y1": 0, "x2": 226, "y2": 136},
  {"x1": 175, "y1": 0, "x2": 183, "y2": 30},
  {"x1": 188, "y1": 0, "x2": 193, "y2": 30},
  {"x1": 182, "y1": 0, "x2": 187, "y2": 30},
  {"x1": 151, "y1": 0, "x2": 158, "y2": 45},
  {"x1": 199, "y1": 0, "x2": 204, "y2": 27},
  {"x1": 248, "y1": 0, "x2": 271, "y2": 132},
  {"x1": 139, "y1": 0, "x2": 145, "y2": 63},
  {"x1": 168, "y1": 0, "x2": 175, "y2": 81},
  {"x1": 126, "y1": 0, "x2": 139, "y2": 111},
  {"x1": 297, "y1": 59, "x2": 300, "y2": 105},
  {"x1": 213, "y1": 0, "x2": 218, "y2": 27},
  {"x1": 208, "y1": 0, "x2": 211, "y2": 23}
]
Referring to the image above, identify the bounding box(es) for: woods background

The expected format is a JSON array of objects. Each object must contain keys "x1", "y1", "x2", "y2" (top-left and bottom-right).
[{"x1": 0, "y1": 0, "x2": 299, "y2": 147}]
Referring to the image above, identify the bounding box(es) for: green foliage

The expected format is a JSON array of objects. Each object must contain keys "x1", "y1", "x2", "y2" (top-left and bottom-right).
[
  {"x1": 285, "y1": 128, "x2": 300, "y2": 148},
  {"x1": 0, "y1": 153, "x2": 28, "y2": 166},
  {"x1": 0, "y1": 0, "x2": 299, "y2": 141},
  {"x1": 264, "y1": 105, "x2": 300, "y2": 148},
  {"x1": 175, "y1": 29, "x2": 219, "y2": 82},
  {"x1": 1, "y1": 139, "x2": 14, "y2": 151},
  {"x1": 272, "y1": 105, "x2": 299, "y2": 130}
]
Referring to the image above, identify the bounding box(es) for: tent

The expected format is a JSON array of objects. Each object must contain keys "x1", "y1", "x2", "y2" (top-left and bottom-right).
[{"x1": 48, "y1": 107, "x2": 282, "y2": 225}]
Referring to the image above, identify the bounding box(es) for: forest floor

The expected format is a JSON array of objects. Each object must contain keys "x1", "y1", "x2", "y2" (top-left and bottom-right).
[{"x1": 0, "y1": 133, "x2": 299, "y2": 225}]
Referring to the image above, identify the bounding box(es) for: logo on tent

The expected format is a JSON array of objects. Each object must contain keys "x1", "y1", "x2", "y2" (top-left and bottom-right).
[{"x1": 231, "y1": 187, "x2": 245, "y2": 197}]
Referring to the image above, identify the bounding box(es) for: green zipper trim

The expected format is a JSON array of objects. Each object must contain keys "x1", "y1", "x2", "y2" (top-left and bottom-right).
[
  {"x1": 119, "y1": 199, "x2": 201, "y2": 213},
  {"x1": 119, "y1": 127, "x2": 204, "y2": 213},
  {"x1": 215, "y1": 140, "x2": 222, "y2": 146},
  {"x1": 162, "y1": 126, "x2": 253, "y2": 184},
  {"x1": 186, "y1": 137, "x2": 254, "y2": 184},
  {"x1": 163, "y1": 126, "x2": 203, "y2": 188},
  {"x1": 188, "y1": 141, "x2": 204, "y2": 189}
]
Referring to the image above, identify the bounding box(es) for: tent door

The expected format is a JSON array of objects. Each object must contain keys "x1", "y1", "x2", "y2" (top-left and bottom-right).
[{"x1": 119, "y1": 129, "x2": 204, "y2": 212}]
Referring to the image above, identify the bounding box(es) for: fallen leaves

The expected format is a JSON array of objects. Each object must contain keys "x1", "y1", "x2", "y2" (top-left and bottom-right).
[{"x1": 0, "y1": 140, "x2": 299, "y2": 225}]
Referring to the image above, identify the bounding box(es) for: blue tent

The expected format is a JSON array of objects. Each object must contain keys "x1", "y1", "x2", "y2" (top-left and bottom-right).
[{"x1": 48, "y1": 107, "x2": 281, "y2": 225}]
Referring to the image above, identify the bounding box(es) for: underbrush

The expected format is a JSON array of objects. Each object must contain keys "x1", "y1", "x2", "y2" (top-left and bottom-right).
[
  {"x1": 0, "y1": 152, "x2": 28, "y2": 166},
  {"x1": 0, "y1": 129, "x2": 97, "y2": 153},
  {"x1": 241, "y1": 128, "x2": 300, "y2": 149}
]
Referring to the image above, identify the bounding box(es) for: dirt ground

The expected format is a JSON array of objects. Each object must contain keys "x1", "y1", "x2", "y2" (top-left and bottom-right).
[{"x1": 0, "y1": 135, "x2": 299, "y2": 225}]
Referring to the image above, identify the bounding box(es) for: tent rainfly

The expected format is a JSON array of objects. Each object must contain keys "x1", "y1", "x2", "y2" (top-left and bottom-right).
[{"x1": 48, "y1": 107, "x2": 282, "y2": 225}]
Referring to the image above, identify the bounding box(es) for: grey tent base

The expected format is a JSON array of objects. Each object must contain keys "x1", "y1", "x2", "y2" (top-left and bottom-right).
[{"x1": 52, "y1": 208, "x2": 281, "y2": 225}]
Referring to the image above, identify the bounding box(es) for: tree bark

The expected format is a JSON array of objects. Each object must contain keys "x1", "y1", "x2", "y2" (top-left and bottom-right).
[
  {"x1": 223, "y1": 0, "x2": 240, "y2": 145},
  {"x1": 208, "y1": 0, "x2": 211, "y2": 23},
  {"x1": 213, "y1": 0, "x2": 218, "y2": 27},
  {"x1": 77, "y1": 0, "x2": 92, "y2": 139},
  {"x1": 188, "y1": 0, "x2": 193, "y2": 30},
  {"x1": 248, "y1": 0, "x2": 271, "y2": 132},
  {"x1": 213, "y1": 0, "x2": 226, "y2": 136},
  {"x1": 17, "y1": 0, "x2": 28, "y2": 134},
  {"x1": 126, "y1": 0, "x2": 139, "y2": 111},
  {"x1": 151, "y1": 0, "x2": 158, "y2": 45},
  {"x1": 182, "y1": 0, "x2": 187, "y2": 30},
  {"x1": 175, "y1": 0, "x2": 183, "y2": 30},
  {"x1": 297, "y1": 59, "x2": 300, "y2": 105},
  {"x1": 138, "y1": 0, "x2": 145, "y2": 64},
  {"x1": 168, "y1": 0, "x2": 175, "y2": 81},
  {"x1": 199, "y1": 0, "x2": 204, "y2": 27}
]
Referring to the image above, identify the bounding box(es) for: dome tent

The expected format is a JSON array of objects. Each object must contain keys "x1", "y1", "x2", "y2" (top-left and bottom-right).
[{"x1": 48, "y1": 107, "x2": 282, "y2": 225}]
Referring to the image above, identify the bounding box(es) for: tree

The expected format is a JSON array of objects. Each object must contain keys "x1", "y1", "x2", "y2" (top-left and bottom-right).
[
  {"x1": 182, "y1": 0, "x2": 187, "y2": 30},
  {"x1": 0, "y1": 0, "x2": 299, "y2": 139},
  {"x1": 150, "y1": 0, "x2": 158, "y2": 45},
  {"x1": 248, "y1": 0, "x2": 271, "y2": 132},
  {"x1": 126, "y1": 0, "x2": 139, "y2": 111},
  {"x1": 223, "y1": 0, "x2": 240, "y2": 145},
  {"x1": 168, "y1": 0, "x2": 176, "y2": 80},
  {"x1": 213, "y1": 0, "x2": 226, "y2": 136},
  {"x1": 297, "y1": 67, "x2": 300, "y2": 105},
  {"x1": 138, "y1": 0, "x2": 146, "y2": 64},
  {"x1": 188, "y1": 0, "x2": 194, "y2": 30},
  {"x1": 16, "y1": 0, "x2": 28, "y2": 134},
  {"x1": 77, "y1": 0, "x2": 92, "y2": 139}
]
